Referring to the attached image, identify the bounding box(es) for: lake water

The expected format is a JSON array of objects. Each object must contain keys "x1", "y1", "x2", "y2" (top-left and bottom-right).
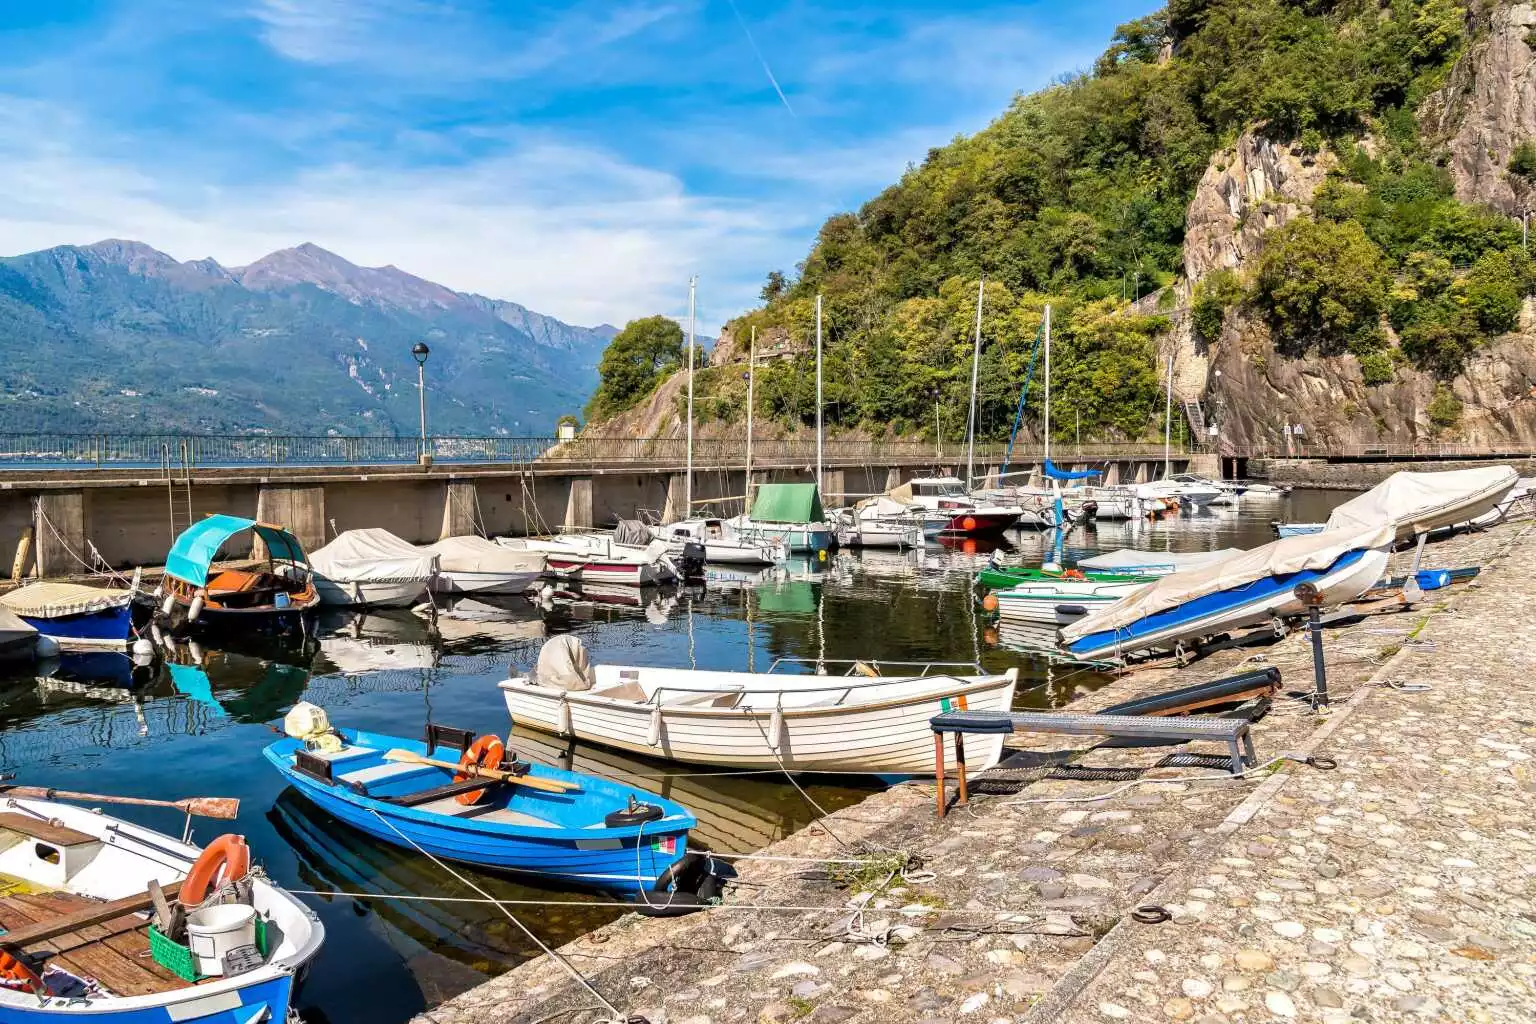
[{"x1": 0, "y1": 487, "x2": 1350, "y2": 1021}]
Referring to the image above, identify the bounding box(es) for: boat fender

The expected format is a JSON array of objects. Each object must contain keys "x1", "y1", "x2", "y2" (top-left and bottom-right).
[
  {"x1": 646, "y1": 706, "x2": 662, "y2": 747},
  {"x1": 151, "y1": 622, "x2": 168, "y2": 648},
  {"x1": 160, "y1": 592, "x2": 177, "y2": 617},
  {"x1": 188, "y1": 641, "x2": 205, "y2": 667},
  {"x1": 0, "y1": 949, "x2": 45, "y2": 995},
  {"x1": 604, "y1": 797, "x2": 664, "y2": 828},
  {"x1": 131, "y1": 637, "x2": 155, "y2": 661},
  {"x1": 188, "y1": 592, "x2": 206, "y2": 623},
  {"x1": 557, "y1": 696, "x2": 574, "y2": 737},
  {"x1": 768, "y1": 706, "x2": 784, "y2": 751},
  {"x1": 181, "y1": 834, "x2": 252, "y2": 907},
  {"x1": 453, "y1": 735, "x2": 507, "y2": 806}
]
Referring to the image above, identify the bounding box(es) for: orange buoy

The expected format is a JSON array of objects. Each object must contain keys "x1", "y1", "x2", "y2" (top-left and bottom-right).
[
  {"x1": 0, "y1": 950, "x2": 43, "y2": 994},
  {"x1": 961, "y1": 516, "x2": 977, "y2": 531},
  {"x1": 182, "y1": 834, "x2": 252, "y2": 905},
  {"x1": 454, "y1": 735, "x2": 507, "y2": 805},
  {"x1": 981, "y1": 592, "x2": 1000, "y2": 613}
]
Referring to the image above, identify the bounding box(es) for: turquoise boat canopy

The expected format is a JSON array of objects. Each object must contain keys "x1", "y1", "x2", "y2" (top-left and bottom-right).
[
  {"x1": 166, "y1": 514, "x2": 307, "y2": 587},
  {"x1": 750, "y1": 483, "x2": 824, "y2": 524}
]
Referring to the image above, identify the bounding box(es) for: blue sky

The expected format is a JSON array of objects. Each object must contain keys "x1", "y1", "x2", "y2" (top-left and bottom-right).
[{"x1": 0, "y1": 0, "x2": 1149, "y2": 331}]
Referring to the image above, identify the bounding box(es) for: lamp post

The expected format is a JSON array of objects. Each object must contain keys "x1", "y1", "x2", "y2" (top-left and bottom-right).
[
  {"x1": 412, "y1": 342, "x2": 430, "y2": 464},
  {"x1": 932, "y1": 388, "x2": 942, "y2": 458}
]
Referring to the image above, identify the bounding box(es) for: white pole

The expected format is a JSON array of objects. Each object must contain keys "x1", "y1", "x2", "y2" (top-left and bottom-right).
[
  {"x1": 815, "y1": 293, "x2": 823, "y2": 497},
  {"x1": 746, "y1": 326, "x2": 756, "y2": 510},
  {"x1": 1164, "y1": 351, "x2": 1174, "y2": 479},
  {"x1": 686, "y1": 276, "x2": 696, "y2": 517},
  {"x1": 966, "y1": 278, "x2": 984, "y2": 490}
]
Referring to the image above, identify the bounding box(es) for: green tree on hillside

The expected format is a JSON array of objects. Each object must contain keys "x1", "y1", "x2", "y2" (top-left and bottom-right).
[
  {"x1": 1253, "y1": 219, "x2": 1391, "y2": 356},
  {"x1": 584, "y1": 315, "x2": 685, "y2": 420}
]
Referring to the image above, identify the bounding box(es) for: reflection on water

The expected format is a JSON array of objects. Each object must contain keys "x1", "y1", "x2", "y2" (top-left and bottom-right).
[{"x1": 0, "y1": 488, "x2": 1350, "y2": 1022}]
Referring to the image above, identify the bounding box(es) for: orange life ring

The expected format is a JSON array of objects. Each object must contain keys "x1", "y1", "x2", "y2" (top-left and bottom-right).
[
  {"x1": 961, "y1": 516, "x2": 977, "y2": 531},
  {"x1": 182, "y1": 834, "x2": 251, "y2": 906},
  {"x1": 1064, "y1": 569, "x2": 1085, "y2": 579},
  {"x1": 0, "y1": 950, "x2": 43, "y2": 994},
  {"x1": 454, "y1": 735, "x2": 506, "y2": 805}
]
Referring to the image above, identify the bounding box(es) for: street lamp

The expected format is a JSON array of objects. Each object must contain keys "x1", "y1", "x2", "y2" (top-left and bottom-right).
[
  {"x1": 931, "y1": 388, "x2": 942, "y2": 458},
  {"x1": 412, "y1": 342, "x2": 430, "y2": 463}
]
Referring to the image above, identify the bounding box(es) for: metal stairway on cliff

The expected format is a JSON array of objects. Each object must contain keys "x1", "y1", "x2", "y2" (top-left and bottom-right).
[{"x1": 1183, "y1": 400, "x2": 1207, "y2": 440}]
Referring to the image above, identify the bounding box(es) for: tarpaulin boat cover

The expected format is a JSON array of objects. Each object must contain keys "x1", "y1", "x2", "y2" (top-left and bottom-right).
[
  {"x1": 535, "y1": 634, "x2": 595, "y2": 691},
  {"x1": 427, "y1": 535, "x2": 545, "y2": 574},
  {"x1": 1077, "y1": 548, "x2": 1243, "y2": 572},
  {"x1": 310, "y1": 529, "x2": 436, "y2": 583},
  {"x1": 751, "y1": 483, "x2": 825, "y2": 524},
  {"x1": 0, "y1": 582, "x2": 132, "y2": 617},
  {"x1": 1321, "y1": 466, "x2": 1518, "y2": 540},
  {"x1": 1043, "y1": 459, "x2": 1102, "y2": 481},
  {"x1": 167, "y1": 514, "x2": 308, "y2": 587},
  {"x1": 854, "y1": 495, "x2": 916, "y2": 517},
  {"x1": 1061, "y1": 525, "x2": 1393, "y2": 642}
]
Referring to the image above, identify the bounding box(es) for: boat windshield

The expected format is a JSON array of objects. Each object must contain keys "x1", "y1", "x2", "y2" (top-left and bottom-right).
[{"x1": 913, "y1": 480, "x2": 969, "y2": 498}]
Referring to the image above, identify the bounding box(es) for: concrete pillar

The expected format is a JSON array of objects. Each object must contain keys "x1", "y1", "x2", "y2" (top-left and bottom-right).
[
  {"x1": 33, "y1": 491, "x2": 86, "y2": 577},
  {"x1": 1104, "y1": 462, "x2": 1121, "y2": 486},
  {"x1": 1187, "y1": 452, "x2": 1220, "y2": 478},
  {"x1": 440, "y1": 480, "x2": 478, "y2": 539},
  {"x1": 661, "y1": 474, "x2": 686, "y2": 524},
  {"x1": 1135, "y1": 461, "x2": 1150, "y2": 483},
  {"x1": 822, "y1": 469, "x2": 846, "y2": 506},
  {"x1": 884, "y1": 467, "x2": 903, "y2": 492},
  {"x1": 564, "y1": 477, "x2": 594, "y2": 530},
  {"x1": 255, "y1": 485, "x2": 325, "y2": 555}
]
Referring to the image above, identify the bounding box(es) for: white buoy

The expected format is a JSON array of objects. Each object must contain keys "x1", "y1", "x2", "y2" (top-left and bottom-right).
[
  {"x1": 188, "y1": 594, "x2": 205, "y2": 623},
  {"x1": 188, "y1": 641, "x2": 205, "y2": 666},
  {"x1": 34, "y1": 636, "x2": 59, "y2": 659},
  {"x1": 160, "y1": 593, "x2": 176, "y2": 616},
  {"x1": 646, "y1": 706, "x2": 662, "y2": 747},
  {"x1": 768, "y1": 706, "x2": 784, "y2": 751},
  {"x1": 557, "y1": 697, "x2": 573, "y2": 736},
  {"x1": 131, "y1": 638, "x2": 155, "y2": 662}
]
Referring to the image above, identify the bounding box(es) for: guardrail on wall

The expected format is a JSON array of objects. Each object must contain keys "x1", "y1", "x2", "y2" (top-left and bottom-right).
[
  {"x1": 1233, "y1": 442, "x2": 1536, "y2": 460},
  {"x1": 0, "y1": 433, "x2": 1198, "y2": 470}
]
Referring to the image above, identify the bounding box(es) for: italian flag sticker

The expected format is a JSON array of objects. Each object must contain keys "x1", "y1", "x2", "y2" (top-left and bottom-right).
[{"x1": 651, "y1": 836, "x2": 677, "y2": 854}]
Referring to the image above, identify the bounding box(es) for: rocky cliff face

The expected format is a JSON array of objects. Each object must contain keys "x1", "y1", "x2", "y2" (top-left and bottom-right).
[{"x1": 1422, "y1": 1, "x2": 1536, "y2": 213}]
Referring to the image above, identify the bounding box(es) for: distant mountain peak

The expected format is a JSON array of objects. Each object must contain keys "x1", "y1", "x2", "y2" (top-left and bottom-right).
[
  {"x1": 81, "y1": 238, "x2": 177, "y2": 266},
  {"x1": 235, "y1": 242, "x2": 462, "y2": 314}
]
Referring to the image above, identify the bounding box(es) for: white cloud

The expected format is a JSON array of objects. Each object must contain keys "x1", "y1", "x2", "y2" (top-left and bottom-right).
[{"x1": 0, "y1": 101, "x2": 809, "y2": 331}]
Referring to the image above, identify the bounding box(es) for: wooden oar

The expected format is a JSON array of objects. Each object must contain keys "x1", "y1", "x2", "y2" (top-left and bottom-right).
[
  {"x1": 381, "y1": 750, "x2": 580, "y2": 794},
  {"x1": 0, "y1": 786, "x2": 239, "y2": 820}
]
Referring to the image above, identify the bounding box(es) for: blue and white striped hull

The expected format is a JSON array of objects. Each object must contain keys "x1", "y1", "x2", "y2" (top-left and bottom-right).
[
  {"x1": 0, "y1": 974, "x2": 297, "y2": 1023},
  {"x1": 18, "y1": 604, "x2": 133, "y2": 651}
]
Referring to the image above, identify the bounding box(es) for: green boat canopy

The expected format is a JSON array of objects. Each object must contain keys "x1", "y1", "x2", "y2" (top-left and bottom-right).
[
  {"x1": 750, "y1": 483, "x2": 824, "y2": 524},
  {"x1": 166, "y1": 514, "x2": 308, "y2": 587}
]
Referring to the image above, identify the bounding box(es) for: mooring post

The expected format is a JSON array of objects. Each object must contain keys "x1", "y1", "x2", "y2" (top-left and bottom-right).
[{"x1": 1294, "y1": 582, "x2": 1329, "y2": 707}]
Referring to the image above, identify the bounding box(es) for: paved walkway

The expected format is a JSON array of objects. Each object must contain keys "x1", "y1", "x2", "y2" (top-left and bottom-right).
[{"x1": 1055, "y1": 526, "x2": 1536, "y2": 1023}]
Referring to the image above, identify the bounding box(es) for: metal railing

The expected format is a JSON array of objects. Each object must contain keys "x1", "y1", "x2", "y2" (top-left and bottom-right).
[
  {"x1": 0, "y1": 433, "x2": 1200, "y2": 471},
  {"x1": 1235, "y1": 441, "x2": 1536, "y2": 461}
]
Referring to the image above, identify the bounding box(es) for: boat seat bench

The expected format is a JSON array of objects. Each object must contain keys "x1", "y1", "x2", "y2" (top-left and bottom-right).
[{"x1": 929, "y1": 710, "x2": 1258, "y2": 818}]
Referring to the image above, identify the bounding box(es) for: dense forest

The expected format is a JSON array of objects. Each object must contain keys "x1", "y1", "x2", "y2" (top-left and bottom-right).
[{"x1": 590, "y1": 0, "x2": 1536, "y2": 443}]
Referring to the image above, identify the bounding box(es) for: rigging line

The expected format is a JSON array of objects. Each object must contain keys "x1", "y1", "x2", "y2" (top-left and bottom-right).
[
  {"x1": 283, "y1": 889, "x2": 1034, "y2": 917},
  {"x1": 723, "y1": 0, "x2": 795, "y2": 117},
  {"x1": 365, "y1": 807, "x2": 625, "y2": 1021}
]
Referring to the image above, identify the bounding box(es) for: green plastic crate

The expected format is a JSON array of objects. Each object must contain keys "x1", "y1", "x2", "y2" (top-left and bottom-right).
[{"x1": 149, "y1": 915, "x2": 268, "y2": 982}]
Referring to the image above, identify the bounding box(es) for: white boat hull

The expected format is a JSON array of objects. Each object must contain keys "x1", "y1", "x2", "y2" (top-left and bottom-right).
[
  {"x1": 500, "y1": 669, "x2": 1019, "y2": 774},
  {"x1": 996, "y1": 595, "x2": 1122, "y2": 626},
  {"x1": 314, "y1": 576, "x2": 431, "y2": 608}
]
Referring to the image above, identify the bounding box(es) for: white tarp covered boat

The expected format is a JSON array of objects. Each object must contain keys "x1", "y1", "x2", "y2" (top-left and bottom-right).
[
  {"x1": 1276, "y1": 466, "x2": 1519, "y2": 541},
  {"x1": 1077, "y1": 547, "x2": 1244, "y2": 575},
  {"x1": 498, "y1": 533, "x2": 677, "y2": 585},
  {"x1": 1061, "y1": 526, "x2": 1392, "y2": 662},
  {"x1": 834, "y1": 496, "x2": 927, "y2": 548},
  {"x1": 500, "y1": 637, "x2": 1019, "y2": 774},
  {"x1": 0, "y1": 582, "x2": 131, "y2": 650},
  {"x1": 425, "y1": 535, "x2": 545, "y2": 595},
  {"x1": 309, "y1": 529, "x2": 437, "y2": 608}
]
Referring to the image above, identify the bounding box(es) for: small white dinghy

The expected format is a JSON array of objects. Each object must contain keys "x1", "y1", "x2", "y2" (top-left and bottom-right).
[
  {"x1": 425, "y1": 535, "x2": 545, "y2": 596},
  {"x1": 498, "y1": 532, "x2": 678, "y2": 585},
  {"x1": 652, "y1": 518, "x2": 786, "y2": 565},
  {"x1": 309, "y1": 528, "x2": 437, "y2": 608},
  {"x1": 0, "y1": 791, "x2": 322, "y2": 1023},
  {"x1": 500, "y1": 637, "x2": 1019, "y2": 774}
]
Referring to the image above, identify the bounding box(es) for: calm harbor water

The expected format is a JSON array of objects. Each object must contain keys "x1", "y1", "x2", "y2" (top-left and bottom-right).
[{"x1": 0, "y1": 487, "x2": 1350, "y2": 1022}]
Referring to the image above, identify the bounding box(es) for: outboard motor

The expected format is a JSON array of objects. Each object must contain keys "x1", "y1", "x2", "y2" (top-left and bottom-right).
[
  {"x1": 1081, "y1": 500, "x2": 1099, "y2": 521},
  {"x1": 677, "y1": 540, "x2": 707, "y2": 579}
]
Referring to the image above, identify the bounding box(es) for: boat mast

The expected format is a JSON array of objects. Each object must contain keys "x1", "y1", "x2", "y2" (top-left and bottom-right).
[
  {"x1": 686, "y1": 276, "x2": 696, "y2": 517},
  {"x1": 966, "y1": 278, "x2": 984, "y2": 490},
  {"x1": 746, "y1": 325, "x2": 756, "y2": 514},
  {"x1": 815, "y1": 293, "x2": 823, "y2": 499},
  {"x1": 1163, "y1": 350, "x2": 1173, "y2": 479},
  {"x1": 1043, "y1": 303, "x2": 1052, "y2": 470}
]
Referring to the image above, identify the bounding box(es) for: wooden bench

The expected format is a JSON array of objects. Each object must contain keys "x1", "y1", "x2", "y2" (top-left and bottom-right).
[
  {"x1": 0, "y1": 813, "x2": 98, "y2": 848},
  {"x1": 929, "y1": 710, "x2": 1259, "y2": 818}
]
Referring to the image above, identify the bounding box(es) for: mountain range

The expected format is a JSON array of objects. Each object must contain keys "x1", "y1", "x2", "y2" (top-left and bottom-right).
[{"x1": 0, "y1": 239, "x2": 617, "y2": 436}]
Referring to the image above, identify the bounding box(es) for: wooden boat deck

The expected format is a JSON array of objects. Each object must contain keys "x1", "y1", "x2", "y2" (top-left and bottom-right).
[{"x1": 0, "y1": 886, "x2": 194, "y2": 996}]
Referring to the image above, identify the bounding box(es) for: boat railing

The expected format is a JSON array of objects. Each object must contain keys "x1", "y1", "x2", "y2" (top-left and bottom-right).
[
  {"x1": 645, "y1": 668, "x2": 993, "y2": 708},
  {"x1": 764, "y1": 656, "x2": 984, "y2": 676}
]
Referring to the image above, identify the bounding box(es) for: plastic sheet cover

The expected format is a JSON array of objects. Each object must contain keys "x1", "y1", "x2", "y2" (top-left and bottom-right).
[
  {"x1": 427, "y1": 535, "x2": 545, "y2": 574},
  {"x1": 1322, "y1": 466, "x2": 1518, "y2": 539},
  {"x1": 310, "y1": 528, "x2": 436, "y2": 583}
]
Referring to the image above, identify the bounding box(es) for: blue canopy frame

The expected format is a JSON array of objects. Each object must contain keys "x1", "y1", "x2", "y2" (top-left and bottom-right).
[
  {"x1": 1042, "y1": 459, "x2": 1103, "y2": 481},
  {"x1": 166, "y1": 514, "x2": 308, "y2": 587}
]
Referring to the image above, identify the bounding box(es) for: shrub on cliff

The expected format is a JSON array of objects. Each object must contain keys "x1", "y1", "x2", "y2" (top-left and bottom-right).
[
  {"x1": 1191, "y1": 269, "x2": 1245, "y2": 342},
  {"x1": 1253, "y1": 219, "x2": 1391, "y2": 356}
]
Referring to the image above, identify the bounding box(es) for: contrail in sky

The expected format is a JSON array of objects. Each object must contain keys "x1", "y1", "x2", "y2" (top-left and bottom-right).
[{"x1": 724, "y1": 0, "x2": 795, "y2": 117}]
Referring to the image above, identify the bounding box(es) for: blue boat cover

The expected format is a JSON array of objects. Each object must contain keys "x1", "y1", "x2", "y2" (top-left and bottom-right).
[
  {"x1": 166, "y1": 514, "x2": 307, "y2": 587},
  {"x1": 1043, "y1": 459, "x2": 1102, "y2": 481}
]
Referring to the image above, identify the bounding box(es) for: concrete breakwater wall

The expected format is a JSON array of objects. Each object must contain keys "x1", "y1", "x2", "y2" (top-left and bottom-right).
[
  {"x1": 1254, "y1": 456, "x2": 1536, "y2": 490},
  {"x1": 3, "y1": 454, "x2": 1193, "y2": 576}
]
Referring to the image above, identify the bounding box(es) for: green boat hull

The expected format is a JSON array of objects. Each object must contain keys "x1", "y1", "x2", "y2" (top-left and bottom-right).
[{"x1": 976, "y1": 566, "x2": 1146, "y2": 590}]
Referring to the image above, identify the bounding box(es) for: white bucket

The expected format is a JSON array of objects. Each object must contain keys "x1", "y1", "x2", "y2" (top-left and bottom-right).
[{"x1": 185, "y1": 903, "x2": 257, "y2": 977}]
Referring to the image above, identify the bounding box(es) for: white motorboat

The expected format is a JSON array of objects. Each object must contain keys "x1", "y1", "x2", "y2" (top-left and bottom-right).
[
  {"x1": 499, "y1": 532, "x2": 678, "y2": 585},
  {"x1": 309, "y1": 528, "x2": 436, "y2": 608},
  {"x1": 730, "y1": 483, "x2": 835, "y2": 554},
  {"x1": 992, "y1": 578, "x2": 1146, "y2": 626},
  {"x1": 500, "y1": 637, "x2": 1019, "y2": 774},
  {"x1": 1274, "y1": 466, "x2": 1519, "y2": 543},
  {"x1": 1135, "y1": 478, "x2": 1222, "y2": 508},
  {"x1": 425, "y1": 535, "x2": 545, "y2": 595},
  {"x1": 898, "y1": 477, "x2": 1025, "y2": 533},
  {"x1": 1062, "y1": 526, "x2": 1392, "y2": 662},
  {"x1": 0, "y1": 792, "x2": 323, "y2": 1022},
  {"x1": 654, "y1": 517, "x2": 787, "y2": 565}
]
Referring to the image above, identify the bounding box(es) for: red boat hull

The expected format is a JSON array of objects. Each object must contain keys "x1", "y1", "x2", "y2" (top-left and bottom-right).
[{"x1": 940, "y1": 511, "x2": 1019, "y2": 534}]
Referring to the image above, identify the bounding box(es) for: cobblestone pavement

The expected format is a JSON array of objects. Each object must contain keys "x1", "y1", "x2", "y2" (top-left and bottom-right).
[{"x1": 410, "y1": 526, "x2": 1533, "y2": 1024}]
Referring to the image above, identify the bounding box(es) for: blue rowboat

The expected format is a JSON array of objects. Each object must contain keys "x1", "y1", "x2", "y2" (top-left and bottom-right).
[
  {"x1": 0, "y1": 583, "x2": 135, "y2": 650},
  {"x1": 0, "y1": 794, "x2": 322, "y2": 1024},
  {"x1": 263, "y1": 725, "x2": 697, "y2": 894}
]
